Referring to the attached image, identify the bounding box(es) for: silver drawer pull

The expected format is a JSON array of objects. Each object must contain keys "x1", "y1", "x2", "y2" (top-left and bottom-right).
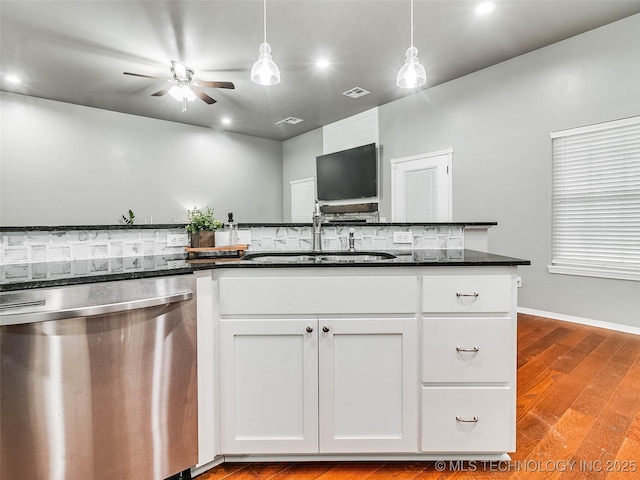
[
  {"x1": 456, "y1": 416, "x2": 479, "y2": 423},
  {"x1": 456, "y1": 346, "x2": 479, "y2": 353},
  {"x1": 456, "y1": 292, "x2": 479, "y2": 298}
]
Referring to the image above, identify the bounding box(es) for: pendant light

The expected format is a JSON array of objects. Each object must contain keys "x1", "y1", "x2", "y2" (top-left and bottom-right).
[
  {"x1": 251, "y1": 0, "x2": 281, "y2": 86},
  {"x1": 396, "y1": 0, "x2": 426, "y2": 89}
]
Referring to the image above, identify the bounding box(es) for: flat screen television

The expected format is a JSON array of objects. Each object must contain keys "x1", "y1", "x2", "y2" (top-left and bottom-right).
[{"x1": 316, "y1": 143, "x2": 377, "y2": 201}]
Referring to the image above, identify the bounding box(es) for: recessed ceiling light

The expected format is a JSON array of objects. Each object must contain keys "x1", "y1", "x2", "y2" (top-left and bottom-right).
[
  {"x1": 5, "y1": 75, "x2": 21, "y2": 84},
  {"x1": 222, "y1": 117, "x2": 231, "y2": 125},
  {"x1": 475, "y1": 2, "x2": 496, "y2": 15},
  {"x1": 316, "y1": 59, "x2": 330, "y2": 69}
]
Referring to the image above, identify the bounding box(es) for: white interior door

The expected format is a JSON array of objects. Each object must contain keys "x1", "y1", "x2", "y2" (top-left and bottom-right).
[{"x1": 391, "y1": 149, "x2": 452, "y2": 222}]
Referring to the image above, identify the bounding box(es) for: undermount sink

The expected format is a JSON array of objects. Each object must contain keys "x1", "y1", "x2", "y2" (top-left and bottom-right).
[{"x1": 242, "y1": 251, "x2": 397, "y2": 263}]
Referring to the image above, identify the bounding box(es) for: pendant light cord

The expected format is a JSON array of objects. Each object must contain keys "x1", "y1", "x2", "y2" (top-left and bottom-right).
[
  {"x1": 410, "y1": 0, "x2": 414, "y2": 48},
  {"x1": 263, "y1": 0, "x2": 267, "y2": 44}
]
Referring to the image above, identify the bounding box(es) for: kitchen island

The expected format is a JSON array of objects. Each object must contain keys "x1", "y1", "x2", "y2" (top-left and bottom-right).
[{"x1": 0, "y1": 223, "x2": 529, "y2": 477}]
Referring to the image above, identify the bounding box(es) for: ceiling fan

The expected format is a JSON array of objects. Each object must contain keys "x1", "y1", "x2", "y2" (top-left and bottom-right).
[{"x1": 124, "y1": 61, "x2": 235, "y2": 111}]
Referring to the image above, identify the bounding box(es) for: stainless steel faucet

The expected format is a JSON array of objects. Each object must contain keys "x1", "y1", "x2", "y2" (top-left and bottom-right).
[
  {"x1": 348, "y1": 228, "x2": 356, "y2": 252},
  {"x1": 312, "y1": 202, "x2": 322, "y2": 252}
]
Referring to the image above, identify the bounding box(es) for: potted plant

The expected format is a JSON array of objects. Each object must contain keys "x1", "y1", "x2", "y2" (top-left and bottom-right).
[{"x1": 185, "y1": 207, "x2": 223, "y2": 248}]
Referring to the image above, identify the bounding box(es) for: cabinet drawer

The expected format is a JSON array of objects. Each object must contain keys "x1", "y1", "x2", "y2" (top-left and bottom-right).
[
  {"x1": 421, "y1": 386, "x2": 514, "y2": 452},
  {"x1": 220, "y1": 276, "x2": 417, "y2": 315},
  {"x1": 422, "y1": 317, "x2": 514, "y2": 383},
  {"x1": 422, "y1": 275, "x2": 512, "y2": 313}
]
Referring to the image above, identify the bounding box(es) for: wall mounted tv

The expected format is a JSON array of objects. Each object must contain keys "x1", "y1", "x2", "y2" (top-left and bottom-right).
[{"x1": 316, "y1": 143, "x2": 378, "y2": 201}]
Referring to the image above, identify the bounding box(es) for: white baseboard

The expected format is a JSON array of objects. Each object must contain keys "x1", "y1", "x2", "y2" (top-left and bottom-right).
[{"x1": 518, "y1": 307, "x2": 640, "y2": 336}]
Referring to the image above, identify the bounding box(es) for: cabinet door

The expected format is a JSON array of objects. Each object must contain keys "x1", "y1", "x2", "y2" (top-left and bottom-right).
[
  {"x1": 318, "y1": 318, "x2": 418, "y2": 453},
  {"x1": 219, "y1": 319, "x2": 318, "y2": 454}
]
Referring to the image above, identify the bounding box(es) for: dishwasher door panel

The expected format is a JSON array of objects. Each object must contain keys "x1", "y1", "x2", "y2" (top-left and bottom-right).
[{"x1": 0, "y1": 277, "x2": 197, "y2": 480}]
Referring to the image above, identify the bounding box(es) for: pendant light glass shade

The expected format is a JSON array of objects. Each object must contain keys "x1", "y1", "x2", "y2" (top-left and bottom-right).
[
  {"x1": 251, "y1": 0, "x2": 280, "y2": 86},
  {"x1": 397, "y1": 0, "x2": 426, "y2": 89},
  {"x1": 251, "y1": 42, "x2": 280, "y2": 85},
  {"x1": 396, "y1": 46, "x2": 426, "y2": 88}
]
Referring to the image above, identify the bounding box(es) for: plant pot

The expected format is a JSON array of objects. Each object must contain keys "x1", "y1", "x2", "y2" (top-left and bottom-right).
[{"x1": 190, "y1": 231, "x2": 215, "y2": 248}]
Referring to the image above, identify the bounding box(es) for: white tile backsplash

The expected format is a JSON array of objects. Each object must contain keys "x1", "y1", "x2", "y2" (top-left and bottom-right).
[{"x1": 0, "y1": 225, "x2": 465, "y2": 266}]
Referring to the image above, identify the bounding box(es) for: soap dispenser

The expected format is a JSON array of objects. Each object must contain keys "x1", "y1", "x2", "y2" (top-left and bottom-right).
[{"x1": 227, "y1": 212, "x2": 238, "y2": 246}]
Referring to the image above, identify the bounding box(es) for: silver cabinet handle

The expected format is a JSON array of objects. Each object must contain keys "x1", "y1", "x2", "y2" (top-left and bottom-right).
[
  {"x1": 456, "y1": 416, "x2": 479, "y2": 423},
  {"x1": 456, "y1": 346, "x2": 479, "y2": 353},
  {"x1": 322, "y1": 326, "x2": 330, "y2": 333},
  {"x1": 0, "y1": 299, "x2": 46, "y2": 311},
  {"x1": 306, "y1": 326, "x2": 313, "y2": 333},
  {"x1": 456, "y1": 292, "x2": 479, "y2": 298}
]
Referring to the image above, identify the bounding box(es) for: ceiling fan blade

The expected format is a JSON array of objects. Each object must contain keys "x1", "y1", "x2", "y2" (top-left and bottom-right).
[
  {"x1": 196, "y1": 80, "x2": 235, "y2": 89},
  {"x1": 151, "y1": 89, "x2": 168, "y2": 97},
  {"x1": 193, "y1": 89, "x2": 217, "y2": 105},
  {"x1": 124, "y1": 72, "x2": 166, "y2": 81}
]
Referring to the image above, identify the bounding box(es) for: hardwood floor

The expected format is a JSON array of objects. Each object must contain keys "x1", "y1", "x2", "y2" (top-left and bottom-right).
[{"x1": 195, "y1": 314, "x2": 640, "y2": 479}]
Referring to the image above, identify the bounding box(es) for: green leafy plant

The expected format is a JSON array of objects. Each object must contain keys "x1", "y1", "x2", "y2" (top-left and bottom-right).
[
  {"x1": 121, "y1": 209, "x2": 135, "y2": 226},
  {"x1": 185, "y1": 207, "x2": 223, "y2": 234}
]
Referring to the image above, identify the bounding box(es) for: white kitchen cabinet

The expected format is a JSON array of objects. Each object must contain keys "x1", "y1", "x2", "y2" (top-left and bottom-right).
[
  {"x1": 421, "y1": 272, "x2": 517, "y2": 454},
  {"x1": 421, "y1": 386, "x2": 513, "y2": 452},
  {"x1": 209, "y1": 266, "x2": 519, "y2": 464},
  {"x1": 318, "y1": 317, "x2": 417, "y2": 453},
  {"x1": 217, "y1": 271, "x2": 419, "y2": 455},
  {"x1": 219, "y1": 319, "x2": 319, "y2": 454},
  {"x1": 219, "y1": 316, "x2": 418, "y2": 455}
]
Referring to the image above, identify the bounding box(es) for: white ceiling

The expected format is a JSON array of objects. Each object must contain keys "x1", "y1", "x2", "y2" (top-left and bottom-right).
[{"x1": 2, "y1": 0, "x2": 640, "y2": 141}]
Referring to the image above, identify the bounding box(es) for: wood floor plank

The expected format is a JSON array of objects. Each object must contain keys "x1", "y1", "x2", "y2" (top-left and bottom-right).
[
  {"x1": 556, "y1": 323, "x2": 593, "y2": 348},
  {"x1": 517, "y1": 369, "x2": 567, "y2": 423},
  {"x1": 551, "y1": 330, "x2": 610, "y2": 374},
  {"x1": 261, "y1": 462, "x2": 338, "y2": 479},
  {"x1": 570, "y1": 334, "x2": 639, "y2": 417},
  {"x1": 626, "y1": 410, "x2": 640, "y2": 443},
  {"x1": 517, "y1": 344, "x2": 569, "y2": 391},
  {"x1": 314, "y1": 462, "x2": 385, "y2": 479},
  {"x1": 516, "y1": 408, "x2": 597, "y2": 480},
  {"x1": 517, "y1": 319, "x2": 564, "y2": 352},
  {"x1": 517, "y1": 315, "x2": 552, "y2": 341},
  {"x1": 518, "y1": 326, "x2": 573, "y2": 367},
  {"x1": 360, "y1": 462, "x2": 429, "y2": 479},
  {"x1": 565, "y1": 410, "x2": 633, "y2": 480},
  {"x1": 605, "y1": 437, "x2": 640, "y2": 480},
  {"x1": 603, "y1": 364, "x2": 640, "y2": 420}
]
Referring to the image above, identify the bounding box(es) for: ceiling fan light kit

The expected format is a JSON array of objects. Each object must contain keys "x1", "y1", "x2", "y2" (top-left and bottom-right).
[
  {"x1": 397, "y1": 0, "x2": 427, "y2": 89},
  {"x1": 251, "y1": 0, "x2": 281, "y2": 86},
  {"x1": 123, "y1": 60, "x2": 234, "y2": 112}
]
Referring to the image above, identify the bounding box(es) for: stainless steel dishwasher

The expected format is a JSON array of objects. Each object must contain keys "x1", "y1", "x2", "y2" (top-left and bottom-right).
[{"x1": 0, "y1": 275, "x2": 198, "y2": 480}]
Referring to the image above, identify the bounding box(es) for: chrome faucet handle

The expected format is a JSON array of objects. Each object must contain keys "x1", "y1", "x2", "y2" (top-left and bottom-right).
[{"x1": 348, "y1": 228, "x2": 356, "y2": 252}]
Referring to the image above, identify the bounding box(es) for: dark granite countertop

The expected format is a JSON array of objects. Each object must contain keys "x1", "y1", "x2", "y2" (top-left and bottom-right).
[
  {"x1": 0, "y1": 221, "x2": 497, "y2": 232},
  {"x1": 0, "y1": 250, "x2": 529, "y2": 292}
]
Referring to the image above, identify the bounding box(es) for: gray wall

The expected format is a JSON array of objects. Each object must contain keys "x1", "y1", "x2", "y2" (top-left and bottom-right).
[
  {"x1": 282, "y1": 128, "x2": 323, "y2": 221},
  {"x1": 1, "y1": 92, "x2": 283, "y2": 226},
  {"x1": 283, "y1": 14, "x2": 640, "y2": 329}
]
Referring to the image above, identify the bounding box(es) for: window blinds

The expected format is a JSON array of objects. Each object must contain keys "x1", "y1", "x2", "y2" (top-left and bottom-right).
[
  {"x1": 290, "y1": 177, "x2": 316, "y2": 223},
  {"x1": 550, "y1": 116, "x2": 640, "y2": 281}
]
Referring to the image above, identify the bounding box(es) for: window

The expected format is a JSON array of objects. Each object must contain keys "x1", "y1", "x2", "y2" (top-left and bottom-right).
[{"x1": 549, "y1": 116, "x2": 640, "y2": 281}]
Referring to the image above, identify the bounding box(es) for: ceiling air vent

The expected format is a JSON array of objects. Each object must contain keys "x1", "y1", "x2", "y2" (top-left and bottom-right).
[
  {"x1": 342, "y1": 87, "x2": 370, "y2": 99},
  {"x1": 276, "y1": 117, "x2": 304, "y2": 125}
]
